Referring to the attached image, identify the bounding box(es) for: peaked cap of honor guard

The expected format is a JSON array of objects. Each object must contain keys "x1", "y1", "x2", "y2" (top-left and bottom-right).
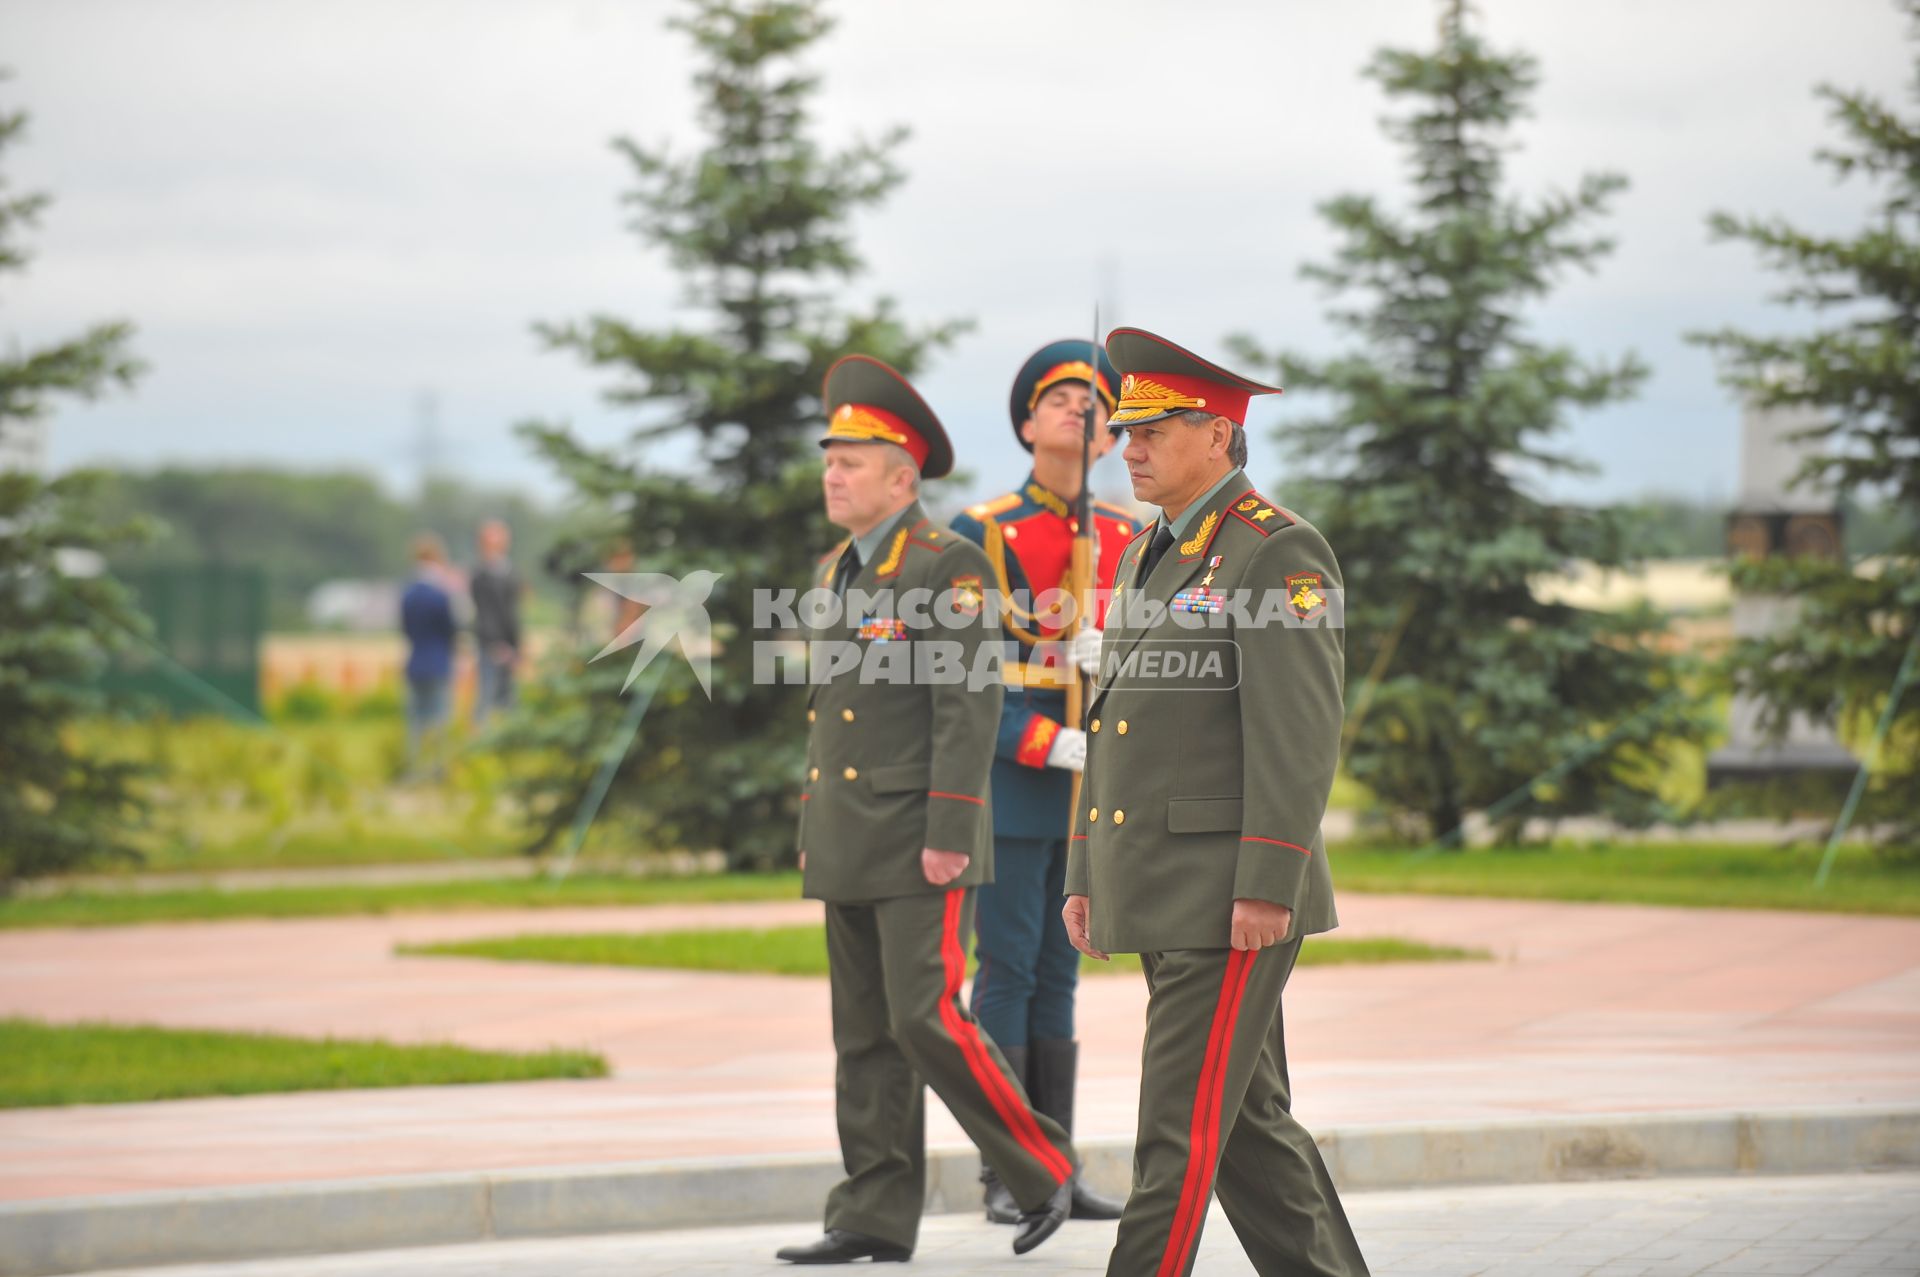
[
  {"x1": 1105, "y1": 327, "x2": 1284, "y2": 428},
  {"x1": 819, "y1": 354, "x2": 955, "y2": 480},
  {"x1": 1007, "y1": 338, "x2": 1121, "y2": 451}
]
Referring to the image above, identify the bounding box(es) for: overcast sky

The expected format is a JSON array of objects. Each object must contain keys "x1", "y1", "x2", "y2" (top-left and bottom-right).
[{"x1": 5, "y1": 0, "x2": 1911, "y2": 509}]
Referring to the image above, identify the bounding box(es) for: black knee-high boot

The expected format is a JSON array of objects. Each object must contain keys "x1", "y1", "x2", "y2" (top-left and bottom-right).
[
  {"x1": 1029, "y1": 1039, "x2": 1124, "y2": 1220},
  {"x1": 977, "y1": 1043, "x2": 1025, "y2": 1225}
]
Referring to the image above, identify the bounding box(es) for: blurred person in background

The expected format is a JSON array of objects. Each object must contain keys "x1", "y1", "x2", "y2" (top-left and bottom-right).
[
  {"x1": 401, "y1": 532, "x2": 457, "y2": 776},
  {"x1": 469, "y1": 518, "x2": 523, "y2": 724},
  {"x1": 601, "y1": 538, "x2": 646, "y2": 638}
]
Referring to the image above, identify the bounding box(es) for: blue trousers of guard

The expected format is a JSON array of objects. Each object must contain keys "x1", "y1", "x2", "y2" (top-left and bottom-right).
[{"x1": 970, "y1": 835, "x2": 1080, "y2": 1047}]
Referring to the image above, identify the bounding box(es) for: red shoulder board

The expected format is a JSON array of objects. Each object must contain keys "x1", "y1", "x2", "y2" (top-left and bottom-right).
[{"x1": 1226, "y1": 492, "x2": 1294, "y2": 537}]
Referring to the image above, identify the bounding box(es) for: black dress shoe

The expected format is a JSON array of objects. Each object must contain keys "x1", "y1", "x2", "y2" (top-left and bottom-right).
[
  {"x1": 774, "y1": 1229, "x2": 911, "y2": 1264},
  {"x1": 1024, "y1": 1040, "x2": 1125, "y2": 1221},
  {"x1": 980, "y1": 1165, "x2": 1020, "y2": 1225},
  {"x1": 1011, "y1": 1180, "x2": 1072, "y2": 1255},
  {"x1": 1069, "y1": 1177, "x2": 1126, "y2": 1220}
]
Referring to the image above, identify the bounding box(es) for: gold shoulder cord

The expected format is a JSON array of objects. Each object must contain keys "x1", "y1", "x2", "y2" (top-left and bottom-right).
[
  {"x1": 874, "y1": 528, "x2": 908, "y2": 576},
  {"x1": 980, "y1": 513, "x2": 1057, "y2": 646}
]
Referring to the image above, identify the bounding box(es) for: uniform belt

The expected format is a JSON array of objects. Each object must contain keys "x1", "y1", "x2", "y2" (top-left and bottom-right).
[{"x1": 1003, "y1": 659, "x2": 1078, "y2": 691}]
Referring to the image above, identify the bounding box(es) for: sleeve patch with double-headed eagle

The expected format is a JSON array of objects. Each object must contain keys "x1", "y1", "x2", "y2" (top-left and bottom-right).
[
  {"x1": 949, "y1": 574, "x2": 984, "y2": 617},
  {"x1": 1285, "y1": 571, "x2": 1328, "y2": 622}
]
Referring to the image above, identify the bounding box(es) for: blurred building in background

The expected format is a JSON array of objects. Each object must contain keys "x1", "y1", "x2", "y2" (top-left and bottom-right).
[
  {"x1": 1708, "y1": 394, "x2": 1857, "y2": 783},
  {"x1": 0, "y1": 419, "x2": 47, "y2": 475}
]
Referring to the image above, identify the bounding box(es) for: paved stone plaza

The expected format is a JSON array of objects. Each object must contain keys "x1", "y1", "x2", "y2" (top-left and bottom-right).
[
  {"x1": 3, "y1": 895, "x2": 1916, "y2": 1199},
  {"x1": 75, "y1": 1174, "x2": 1920, "y2": 1276}
]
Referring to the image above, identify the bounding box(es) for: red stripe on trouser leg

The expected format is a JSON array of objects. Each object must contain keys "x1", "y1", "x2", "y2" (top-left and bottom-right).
[
  {"x1": 1173, "y1": 949, "x2": 1258, "y2": 1276},
  {"x1": 938, "y1": 890, "x2": 1073, "y2": 1184},
  {"x1": 1156, "y1": 954, "x2": 1238, "y2": 1277},
  {"x1": 1157, "y1": 948, "x2": 1258, "y2": 1277},
  {"x1": 1159, "y1": 950, "x2": 1242, "y2": 1273},
  {"x1": 936, "y1": 889, "x2": 1074, "y2": 1185}
]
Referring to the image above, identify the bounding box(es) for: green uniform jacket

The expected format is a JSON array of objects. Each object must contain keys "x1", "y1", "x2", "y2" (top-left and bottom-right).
[
  {"x1": 798, "y1": 500, "x2": 1006, "y2": 904},
  {"x1": 1065, "y1": 470, "x2": 1345, "y2": 953}
]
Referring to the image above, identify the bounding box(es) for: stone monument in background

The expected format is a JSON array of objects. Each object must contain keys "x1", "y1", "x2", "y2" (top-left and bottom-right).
[
  {"x1": 1706, "y1": 394, "x2": 1858, "y2": 784},
  {"x1": 0, "y1": 417, "x2": 47, "y2": 475}
]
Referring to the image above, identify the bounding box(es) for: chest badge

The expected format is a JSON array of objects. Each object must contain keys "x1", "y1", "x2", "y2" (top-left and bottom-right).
[
  {"x1": 858, "y1": 616, "x2": 909, "y2": 642},
  {"x1": 1171, "y1": 587, "x2": 1223, "y2": 614}
]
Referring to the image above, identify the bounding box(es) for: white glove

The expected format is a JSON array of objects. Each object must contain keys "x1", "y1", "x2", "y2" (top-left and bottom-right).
[
  {"x1": 1067, "y1": 627, "x2": 1104, "y2": 677},
  {"x1": 1045, "y1": 726, "x2": 1087, "y2": 773}
]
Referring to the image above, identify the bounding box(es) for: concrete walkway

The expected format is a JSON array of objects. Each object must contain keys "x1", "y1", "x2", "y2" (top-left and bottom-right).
[
  {"x1": 71, "y1": 1174, "x2": 1920, "y2": 1277},
  {"x1": 3, "y1": 894, "x2": 1916, "y2": 1203}
]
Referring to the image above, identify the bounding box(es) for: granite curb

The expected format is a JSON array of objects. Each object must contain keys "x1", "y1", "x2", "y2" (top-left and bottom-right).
[{"x1": 4, "y1": 1106, "x2": 1915, "y2": 1276}]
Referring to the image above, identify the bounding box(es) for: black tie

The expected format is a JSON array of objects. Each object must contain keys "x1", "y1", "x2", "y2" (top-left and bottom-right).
[
  {"x1": 1138, "y1": 524, "x2": 1175, "y2": 584},
  {"x1": 831, "y1": 542, "x2": 861, "y2": 597}
]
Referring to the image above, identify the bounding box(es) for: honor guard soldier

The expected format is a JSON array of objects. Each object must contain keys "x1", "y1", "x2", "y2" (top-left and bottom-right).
[
  {"x1": 948, "y1": 340, "x2": 1138, "y2": 1225},
  {"x1": 1063, "y1": 329, "x2": 1372, "y2": 1276},
  {"x1": 778, "y1": 355, "x2": 1078, "y2": 1265}
]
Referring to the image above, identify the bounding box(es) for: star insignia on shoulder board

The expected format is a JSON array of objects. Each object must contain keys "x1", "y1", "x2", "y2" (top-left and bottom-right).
[{"x1": 1251, "y1": 507, "x2": 1277, "y2": 522}]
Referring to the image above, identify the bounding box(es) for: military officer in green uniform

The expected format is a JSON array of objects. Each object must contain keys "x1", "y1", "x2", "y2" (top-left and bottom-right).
[
  {"x1": 1063, "y1": 329, "x2": 1372, "y2": 1277},
  {"x1": 777, "y1": 354, "x2": 1077, "y2": 1265}
]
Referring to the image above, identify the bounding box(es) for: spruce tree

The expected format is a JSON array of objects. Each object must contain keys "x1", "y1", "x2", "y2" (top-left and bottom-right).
[
  {"x1": 1693, "y1": 0, "x2": 1920, "y2": 845},
  {"x1": 0, "y1": 87, "x2": 152, "y2": 886},
  {"x1": 498, "y1": 1, "x2": 963, "y2": 867},
  {"x1": 1232, "y1": 3, "x2": 1710, "y2": 843}
]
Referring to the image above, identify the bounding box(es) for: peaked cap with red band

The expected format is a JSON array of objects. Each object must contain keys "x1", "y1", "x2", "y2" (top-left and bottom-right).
[
  {"x1": 1105, "y1": 327, "x2": 1284, "y2": 427},
  {"x1": 1007, "y1": 337, "x2": 1120, "y2": 452},
  {"x1": 819, "y1": 354, "x2": 955, "y2": 480}
]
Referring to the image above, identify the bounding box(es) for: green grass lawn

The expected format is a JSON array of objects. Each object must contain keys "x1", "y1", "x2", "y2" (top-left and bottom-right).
[
  {"x1": 0, "y1": 872, "x2": 807, "y2": 930},
  {"x1": 6, "y1": 841, "x2": 1916, "y2": 931},
  {"x1": 399, "y1": 927, "x2": 1488, "y2": 977},
  {"x1": 0, "y1": 1017, "x2": 607, "y2": 1109},
  {"x1": 1333, "y1": 841, "x2": 1920, "y2": 915},
  {"x1": 132, "y1": 826, "x2": 527, "y2": 874}
]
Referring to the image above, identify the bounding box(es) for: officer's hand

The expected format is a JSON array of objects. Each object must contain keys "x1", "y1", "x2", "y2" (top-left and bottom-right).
[
  {"x1": 1045, "y1": 726, "x2": 1087, "y2": 772},
  {"x1": 921, "y1": 847, "x2": 970, "y2": 885},
  {"x1": 1067, "y1": 626, "x2": 1104, "y2": 677},
  {"x1": 1230, "y1": 898, "x2": 1293, "y2": 951},
  {"x1": 1063, "y1": 894, "x2": 1108, "y2": 961}
]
